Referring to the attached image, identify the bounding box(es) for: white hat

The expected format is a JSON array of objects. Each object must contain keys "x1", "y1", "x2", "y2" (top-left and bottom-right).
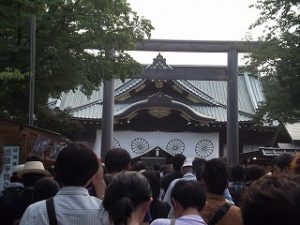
[
  {"x1": 18, "y1": 161, "x2": 51, "y2": 178},
  {"x1": 12, "y1": 164, "x2": 24, "y2": 174},
  {"x1": 182, "y1": 158, "x2": 193, "y2": 168}
]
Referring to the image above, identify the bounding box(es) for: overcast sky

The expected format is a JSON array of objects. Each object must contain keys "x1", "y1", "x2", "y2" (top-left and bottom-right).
[{"x1": 127, "y1": 0, "x2": 262, "y2": 65}]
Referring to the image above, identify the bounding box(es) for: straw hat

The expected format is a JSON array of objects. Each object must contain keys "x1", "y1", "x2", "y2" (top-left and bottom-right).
[{"x1": 18, "y1": 161, "x2": 51, "y2": 178}]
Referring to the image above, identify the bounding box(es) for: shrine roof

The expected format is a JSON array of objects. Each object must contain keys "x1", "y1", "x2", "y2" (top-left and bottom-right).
[{"x1": 49, "y1": 54, "x2": 265, "y2": 123}]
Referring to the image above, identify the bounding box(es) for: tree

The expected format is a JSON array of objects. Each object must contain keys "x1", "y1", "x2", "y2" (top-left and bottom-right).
[
  {"x1": 0, "y1": 0, "x2": 153, "y2": 130},
  {"x1": 248, "y1": 0, "x2": 300, "y2": 124}
]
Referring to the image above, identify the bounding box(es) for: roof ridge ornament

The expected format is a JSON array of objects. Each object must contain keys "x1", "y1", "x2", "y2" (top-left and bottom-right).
[{"x1": 146, "y1": 53, "x2": 173, "y2": 70}]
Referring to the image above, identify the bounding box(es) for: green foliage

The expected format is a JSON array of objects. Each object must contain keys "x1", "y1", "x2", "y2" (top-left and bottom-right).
[
  {"x1": 248, "y1": 0, "x2": 300, "y2": 123},
  {"x1": 0, "y1": 0, "x2": 153, "y2": 130},
  {"x1": 36, "y1": 106, "x2": 85, "y2": 137},
  {"x1": 252, "y1": 76, "x2": 300, "y2": 125},
  {"x1": 0, "y1": 68, "x2": 27, "y2": 80}
]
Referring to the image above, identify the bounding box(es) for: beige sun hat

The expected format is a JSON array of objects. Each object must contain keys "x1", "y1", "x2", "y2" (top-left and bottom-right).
[{"x1": 18, "y1": 161, "x2": 51, "y2": 178}]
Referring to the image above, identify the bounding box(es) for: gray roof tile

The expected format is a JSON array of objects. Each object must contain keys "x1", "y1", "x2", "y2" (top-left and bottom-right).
[{"x1": 54, "y1": 74, "x2": 263, "y2": 122}]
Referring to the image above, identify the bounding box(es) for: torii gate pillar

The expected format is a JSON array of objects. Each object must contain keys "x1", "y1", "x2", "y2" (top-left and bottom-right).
[
  {"x1": 100, "y1": 79, "x2": 114, "y2": 159},
  {"x1": 227, "y1": 48, "x2": 239, "y2": 166}
]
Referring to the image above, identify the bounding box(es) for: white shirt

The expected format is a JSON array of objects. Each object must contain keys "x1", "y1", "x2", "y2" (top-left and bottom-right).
[
  {"x1": 99, "y1": 203, "x2": 111, "y2": 225},
  {"x1": 163, "y1": 173, "x2": 197, "y2": 206},
  {"x1": 20, "y1": 186, "x2": 102, "y2": 225},
  {"x1": 151, "y1": 215, "x2": 206, "y2": 225}
]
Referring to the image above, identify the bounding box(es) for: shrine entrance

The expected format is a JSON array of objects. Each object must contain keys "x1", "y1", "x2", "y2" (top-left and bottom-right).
[{"x1": 101, "y1": 39, "x2": 260, "y2": 166}]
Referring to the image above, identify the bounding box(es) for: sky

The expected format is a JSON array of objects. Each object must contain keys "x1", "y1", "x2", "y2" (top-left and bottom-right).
[{"x1": 127, "y1": 0, "x2": 262, "y2": 66}]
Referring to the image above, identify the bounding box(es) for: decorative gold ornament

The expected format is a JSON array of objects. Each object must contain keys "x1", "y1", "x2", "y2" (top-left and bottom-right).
[
  {"x1": 148, "y1": 107, "x2": 171, "y2": 118},
  {"x1": 153, "y1": 80, "x2": 165, "y2": 88}
]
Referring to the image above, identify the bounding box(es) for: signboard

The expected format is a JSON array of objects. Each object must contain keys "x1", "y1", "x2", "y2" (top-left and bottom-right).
[
  {"x1": 31, "y1": 136, "x2": 49, "y2": 157},
  {"x1": 0, "y1": 146, "x2": 20, "y2": 191}
]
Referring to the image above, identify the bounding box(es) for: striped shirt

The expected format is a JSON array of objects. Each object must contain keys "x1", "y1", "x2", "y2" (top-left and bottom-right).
[{"x1": 20, "y1": 186, "x2": 102, "y2": 225}]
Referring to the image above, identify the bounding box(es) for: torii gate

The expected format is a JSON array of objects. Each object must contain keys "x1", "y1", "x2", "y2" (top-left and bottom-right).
[{"x1": 101, "y1": 39, "x2": 259, "y2": 167}]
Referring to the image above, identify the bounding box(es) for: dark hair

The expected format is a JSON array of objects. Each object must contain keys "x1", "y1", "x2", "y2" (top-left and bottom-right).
[
  {"x1": 172, "y1": 154, "x2": 186, "y2": 171},
  {"x1": 245, "y1": 165, "x2": 265, "y2": 182},
  {"x1": 273, "y1": 153, "x2": 293, "y2": 172},
  {"x1": 230, "y1": 164, "x2": 245, "y2": 182},
  {"x1": 10, "y1": 174, "x2": 22, "y2": 183},
  {"x1": 26, "y1": 155, "x2": 42, "y2": 162},
  {"x1": 192, "y1": 157, "x2": 206, "y2": 180},
  {"x1": 22, "y1": 173, "x2": 45, "y2": 187},
  {"x1": 104, "y1": 173, "x2": 114, "y2": 186},
  {"x1": 104, "y1": 148, "x2": 131, "y2": 173},
  {"x1": 55, "y1": 143, "x2": 99, "y2": 186},
  {"x1": 103, "y1": 171, "x2": 152, "y2": 225},
  {"x1": 202, "y1": 158, "x2": 228, "y2": 194},
  {"x1": 171, "y1": 180, "x2": 206, "y2": 211},
  {"x1": 33, "y1": 177, "x2": 59, "y2": 201},
  {"x1": 241, "y1": 174, "x2": 300, "y2": 225},
  {"x1": 132, "y1": 160, "x2": 146, "y2": 172},
  {"x1": 142, "y1": 170, "x2": 160, "y2": 200},
  {"x1": 152, "y1": 164, "x2": 160, "y2": 171}
]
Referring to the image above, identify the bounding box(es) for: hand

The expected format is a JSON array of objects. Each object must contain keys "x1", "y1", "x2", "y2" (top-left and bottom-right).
[
  {"x1": 92, "y1": 158, "x2": 104, "y2": 182},
  {"x1": 92, "y1": 158, "x2": 106, "y2": 199}
]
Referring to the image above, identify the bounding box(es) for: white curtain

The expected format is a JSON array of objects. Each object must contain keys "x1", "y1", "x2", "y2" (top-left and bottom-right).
[{"x1": 94, "y1": 130, "x2": 219, "y2": 159}]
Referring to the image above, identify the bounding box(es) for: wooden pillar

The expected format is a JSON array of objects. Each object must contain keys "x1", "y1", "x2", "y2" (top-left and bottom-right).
[
  {"x1": 227, "y1": 48, "x2": 239, "y2": 166},
  {"x1": 101, "y1": 79, "x2": 115, "y2": 159}
]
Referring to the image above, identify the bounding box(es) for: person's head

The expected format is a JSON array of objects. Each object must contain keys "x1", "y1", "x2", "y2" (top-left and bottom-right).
[
  {"x1": 172, "y1": 154, "x2": 186, "y2": 171},
  {"x1": 272, "y1": 153, "x2": 294, "y2": 174},
  {"x1": 290, "y1": 153, "x2": 300, "y2": 175},
  {"x1": 241, "y1": 174, "x2": 300, "y2": 225},
  {"x1": 18, "y1": 161, "x2": 51, "y2": 187},
  {"x1": 171, "y1": 180, "x2": 206, "y2": 217},
  {"x1": 103, "y1": 171, "x2": 152, "y2": 225},
  {"x1": 131, "y1": 160, "x2": 146, "y2": 172},
  {"x1": 104, "y1": 148, "x2": 131, "y2": 174},
  {"x1": 152, "y1": 164, "x2": 160, "y2": 172},
  {"x1": 55, "y1": 143, "x2": 99, "y2": 186},
  {"x1": 192, "y1": 157, "x2": 206, "y2": 180},
  {"x1": 245, "y1": 165, "x2": 265, "y2": 183},
  {"x1": 26, "y1": 155, "x2": 43, "y2": 162},
  {"x1": 202, "y1": 158, "x2": 228, "y2": 194},
  {"x1": 141, "y1": 170, "x2": 160, "y2": 200},
  {"x1": 33, "y1": 177, "x2": 60, "y2": 201},
  {"x1": 181, "y1": 158, "x2": 194, "y2": 174},
  {"x1": 230, "y1": 164, "x2": 245, "y2": 182},
  {"x1": 104, "y1": 173, "x2": 114, "y2": 186}
]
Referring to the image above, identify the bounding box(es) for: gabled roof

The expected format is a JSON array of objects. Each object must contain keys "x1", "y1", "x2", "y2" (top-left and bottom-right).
[{"x1": 50, "y1": 54, "x2": 265, "y2": 122}]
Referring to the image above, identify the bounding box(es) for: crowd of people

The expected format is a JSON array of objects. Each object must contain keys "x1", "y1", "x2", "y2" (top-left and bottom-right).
[{"x1": 1, "y1": 143, "x2": 300, "y2": 225}]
